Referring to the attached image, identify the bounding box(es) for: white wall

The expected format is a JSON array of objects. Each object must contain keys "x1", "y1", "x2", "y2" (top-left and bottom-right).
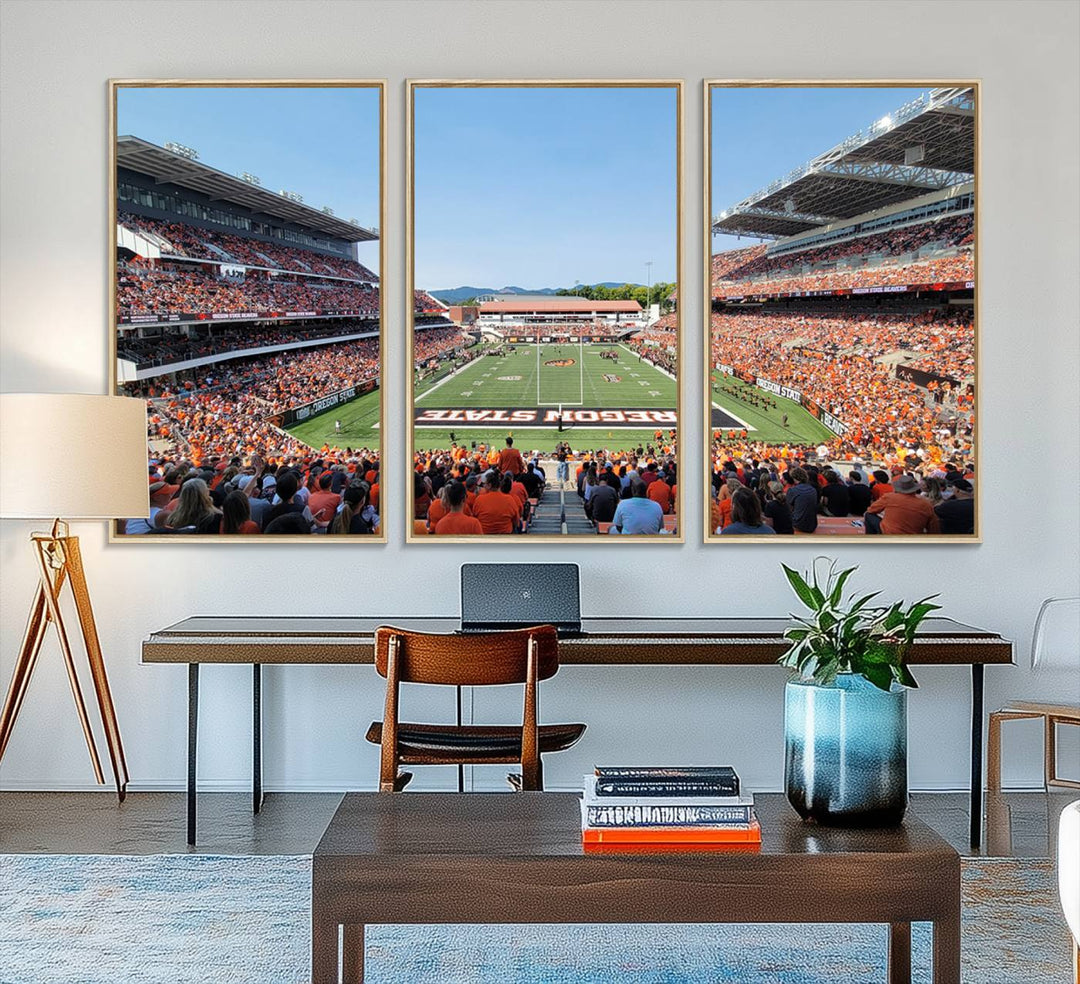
[{"x1": 1, "y1": 0, "x2": 1077, "y2": 795}]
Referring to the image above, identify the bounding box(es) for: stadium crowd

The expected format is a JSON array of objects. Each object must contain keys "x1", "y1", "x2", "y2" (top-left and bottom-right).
[
  {"x1": 127, "y1": 337, "x2": 380, "y2": 462},
  {"x1": 709, "y1": 303, "x2": 975, "y2": 486},
  {"x1": 485, "y1": 322, "x2": 630, "y2": 340},
  {"x1": 414, "y1": 326, "x2": 470, "y2": 365},
  {"x1": 713, "y1": 213, "x2": 973, "y2": 286},
  {"x1": 119, "y1": 212, "x2": 378, "y2": 281},
  {"x1": 414, "y1": 289, "x2": 444, "y2": 312},
  {"x1": 411, "y1": 438, "x2": 677, "y2": 536},
  {"x1": 122, "y1": 451, "x2": 381, "y2": 536},
  {"x1": 627, "y1": 337, "x2": 676, "y2": 375},
  {"x1": 117, "y1": 320, "x2": 377, "y2": 369},
  {"x1": 710, "y1": 458, "x2": 974, "y2": 536},
  {"x1": 713, "y1": 252, "x2": 973, "y2": 299},
  {"x1": 117, "y1": 263, "x2": 380, "y2": 319}
]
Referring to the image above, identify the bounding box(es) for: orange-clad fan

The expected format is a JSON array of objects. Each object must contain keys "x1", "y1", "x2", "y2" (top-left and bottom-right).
[
  {"x1": 471, "y1": 471, "x2": 522, "y2": 534},
  {"x1": 433, "y1": 480, "x2": 483, "y2": 535}
]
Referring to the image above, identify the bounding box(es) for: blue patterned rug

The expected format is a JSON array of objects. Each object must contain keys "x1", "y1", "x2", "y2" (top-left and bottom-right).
[{"x1": 0, "y1": 854, "x2": 1070, "y2": 983}]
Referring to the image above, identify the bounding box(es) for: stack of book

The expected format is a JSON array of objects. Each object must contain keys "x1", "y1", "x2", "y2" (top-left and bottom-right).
[{"x1": 581, "y1": 766, "x2": 760, "y2": 848}]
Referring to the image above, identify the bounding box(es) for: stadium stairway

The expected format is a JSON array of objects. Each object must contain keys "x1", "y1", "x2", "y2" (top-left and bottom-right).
[{"x1": 527, "y1": 480, "x2": 593, "y2": 536}]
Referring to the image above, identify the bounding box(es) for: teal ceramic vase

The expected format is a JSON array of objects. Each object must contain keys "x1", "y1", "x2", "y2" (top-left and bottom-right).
[{"x1": 784, "y1": 672, "x2": 908, "y2": 826}]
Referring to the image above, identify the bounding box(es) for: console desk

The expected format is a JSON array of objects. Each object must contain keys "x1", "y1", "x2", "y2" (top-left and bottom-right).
[{"x1": 141, "y1": 616, "x2": 1013, "y2": 847}]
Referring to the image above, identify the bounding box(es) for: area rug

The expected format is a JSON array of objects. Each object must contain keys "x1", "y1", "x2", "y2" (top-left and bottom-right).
[{"x1": 0, "y1": 854, "x2": 1070, "y2": 983}]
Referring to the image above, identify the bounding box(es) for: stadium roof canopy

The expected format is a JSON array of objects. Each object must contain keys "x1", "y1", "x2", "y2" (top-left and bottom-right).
[
  {"x1": 479, "y1": 299, "x2": 641, "y2": 313},
  {"x1": 712, "y1": 87, "x2": 975, "y2": 241},
  {"x1": 116, "y1": 136, "x2": 378, "y2": 243}
]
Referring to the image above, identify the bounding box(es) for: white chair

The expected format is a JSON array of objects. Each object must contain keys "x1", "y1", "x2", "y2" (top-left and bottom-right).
[
  {"x1": 988, "y1": 597, "x2": 1080, "y2": 791},
  {"x1": 1059, "y1": 799, "x2": 1080, "y2": 983}
]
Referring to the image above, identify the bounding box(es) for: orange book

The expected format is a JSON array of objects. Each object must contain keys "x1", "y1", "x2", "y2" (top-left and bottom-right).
[
  {"x1": 582, "y1": 818, "x2": 761, "y2": 846},
  {"x1": 583, "y1": 840, "x2": 761, "y2": 855}
]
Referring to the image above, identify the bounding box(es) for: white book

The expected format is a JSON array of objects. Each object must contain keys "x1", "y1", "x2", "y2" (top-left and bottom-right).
[{"x1": 581, "y1": 775, "x2": 754, "y2": 809}]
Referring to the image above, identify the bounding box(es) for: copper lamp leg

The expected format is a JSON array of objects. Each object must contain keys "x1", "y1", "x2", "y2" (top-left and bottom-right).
[
  {"x1": 0, "y1": 585, "x2": 50, "y2": 758},
  {"x1": 64, "y1": 537, "x2": 129, "y2": 799},
  {"x1": 32, "y1": 538, "x2": 105, "y2": 785}
]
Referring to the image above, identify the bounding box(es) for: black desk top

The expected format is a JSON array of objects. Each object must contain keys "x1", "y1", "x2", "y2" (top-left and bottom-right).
[{"x1": 142, "y1": 616, "x2": 1013, "y2": 666}]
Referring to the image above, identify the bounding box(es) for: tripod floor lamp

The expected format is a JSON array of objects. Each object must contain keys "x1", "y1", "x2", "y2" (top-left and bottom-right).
[{"x1": 0, "y1": 393, "x2": 149, "y2": 800}]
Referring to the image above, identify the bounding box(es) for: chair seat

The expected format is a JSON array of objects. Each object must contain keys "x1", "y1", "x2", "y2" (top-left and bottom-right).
[
  {"x1": 365, "y1": 721, "x2": 586, "y2": 760},
  {"x1": 993, "y1": 701, "x2": 1080, "y2": 720}
]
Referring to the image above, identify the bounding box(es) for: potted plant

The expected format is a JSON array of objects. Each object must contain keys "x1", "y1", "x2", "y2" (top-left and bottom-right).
[{"x1": 779, "y1": 559, "x2": 940, "y2": 826}]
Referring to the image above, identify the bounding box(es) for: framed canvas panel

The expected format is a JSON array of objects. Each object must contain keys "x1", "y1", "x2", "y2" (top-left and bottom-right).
[
  {"x1": 407, "y1": 80, "x2": 683, "y2": 542},
  {"x1": 109, "y1": 80, "x2": 386, "y2": 541},
  {"x1": 704, "y1": 81, "x2": 979, "y2": 543}
]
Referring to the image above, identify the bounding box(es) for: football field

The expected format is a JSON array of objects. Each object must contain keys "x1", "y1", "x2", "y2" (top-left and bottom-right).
[
  {"x1": 285, "y1": 386, "x2": 381, "y2": 451},
  {"x1": 710, "y1": 371, "x2": 836, "y2": 446},
  {"x1": 413, "y1": 342, "x2": 677, "y2": 452}
]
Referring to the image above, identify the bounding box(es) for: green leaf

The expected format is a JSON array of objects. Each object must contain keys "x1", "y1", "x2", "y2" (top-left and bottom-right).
[
  {"x1": 895, "y1": 663, "x2": 919, "y2": 689},
  {"x1": 828, "y1": 566, "x2": 857, "y2": 607},
  {"x1": 862, "y1": 663, "x2": 894, "y2": 692},
  {"x1": 782, "y1": 564, "x2": 819, "y2": 611},
  {"x1": 849, "y1": 591, "x2": 881, "y2": 614}
]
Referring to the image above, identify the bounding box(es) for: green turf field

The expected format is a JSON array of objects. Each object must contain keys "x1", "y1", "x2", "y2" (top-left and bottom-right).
[
  {"x1": 285, "y1": 386, "x2": 381, "y2": 450},
  {"x1": 710, "y1": 371, "x2": 835, "y2": 445},
  {"x1": 418, "y1": 343, "x2": 676, "y2": 409},
  {"x1": 413, "y1": 342, "x2": 677, "y2": 453}
]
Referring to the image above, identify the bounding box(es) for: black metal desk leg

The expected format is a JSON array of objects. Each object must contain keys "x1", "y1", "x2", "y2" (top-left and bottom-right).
[
  {"x1": 456, "y1": 684, "x2": 464, "y2": 793},
  {"x1": 187, "y1": 663, "x2": 199, "y2": 847},
  {"x1": 969, "y1": 663, "x2": 984, "y2": 848},
  {"x1": 253, "y1": 663, "x2": 263, "y2": 814}
]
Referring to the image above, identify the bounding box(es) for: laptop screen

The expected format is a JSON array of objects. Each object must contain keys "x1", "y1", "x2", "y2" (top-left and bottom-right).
[{"x1": 460, "y1": 563, "x2": 581, "y2": 630}]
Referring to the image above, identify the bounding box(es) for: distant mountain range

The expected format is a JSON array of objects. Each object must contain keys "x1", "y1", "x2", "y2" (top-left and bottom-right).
[{"x1": 430, "y1": 283, "x2": 643, "y2": 305}]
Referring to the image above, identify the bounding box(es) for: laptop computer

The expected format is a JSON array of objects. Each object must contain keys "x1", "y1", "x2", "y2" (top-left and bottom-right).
[{"x1": 459, "y1": 563, "x2": 582, "y2": 637}]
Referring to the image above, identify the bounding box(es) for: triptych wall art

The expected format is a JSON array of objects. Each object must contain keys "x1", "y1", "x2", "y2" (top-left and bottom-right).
[{"x1": 108, "y1": 79, "x2": 978, "y2": 543}]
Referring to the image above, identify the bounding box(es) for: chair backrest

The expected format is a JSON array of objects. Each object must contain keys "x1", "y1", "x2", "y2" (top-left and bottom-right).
[
  {"x1": 1031, "y1": 597, "x2": 1080, "y2": 671},
  {"x1": 374, "y1": 625, "x2": 560, "y2": 686}
]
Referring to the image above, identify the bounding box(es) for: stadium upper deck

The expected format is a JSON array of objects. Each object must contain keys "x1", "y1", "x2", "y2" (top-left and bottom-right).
[
  {"x1": 712, "y1": 87, "x2": 975, "y2": 241},
  {"x1": 476, "y1": 298, "x2": 643, "y2": 329},
  {"x1": 117, "y1": 135, "x2": 377, "y2": 248}
]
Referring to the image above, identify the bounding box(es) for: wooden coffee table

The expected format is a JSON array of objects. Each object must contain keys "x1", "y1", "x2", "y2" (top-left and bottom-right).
[{"x1": 311, "y1": 792, "x2": 960, "y2": 984}]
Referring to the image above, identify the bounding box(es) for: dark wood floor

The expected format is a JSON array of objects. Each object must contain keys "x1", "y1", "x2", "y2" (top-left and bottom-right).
[{"x1": 0, "y1": 789, "x2": 1072, "y2": 857}]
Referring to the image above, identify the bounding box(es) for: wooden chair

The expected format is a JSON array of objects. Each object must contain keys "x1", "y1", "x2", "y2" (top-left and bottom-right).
[
  {"x1": 366, "y1": 625, "x2": 586, "y2": 792},
  {"x1": 988, "y1": 597, "x2": 1080, "y2": 792}
]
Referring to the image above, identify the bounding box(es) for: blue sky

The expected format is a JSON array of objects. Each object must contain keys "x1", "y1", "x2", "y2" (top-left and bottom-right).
[
  {"x1": 711, "y1": 86, "x2": 926, "y2": 254},
  {"x1": 414, "y1": 86, "x2": 678, "y2": 290},
  {"x1": 117, "y1": 86, "x2": 381, "y2": 270}
]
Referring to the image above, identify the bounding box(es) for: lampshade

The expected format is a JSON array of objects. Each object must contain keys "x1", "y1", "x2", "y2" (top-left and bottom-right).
[{"x1": 0, "y1": 393, "x2": 149, "y2": 520}]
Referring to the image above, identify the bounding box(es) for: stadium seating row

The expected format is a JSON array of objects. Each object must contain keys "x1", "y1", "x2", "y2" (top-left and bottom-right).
[{"x1": 120, "y1": 212, "x2": 378, "y2": 281}]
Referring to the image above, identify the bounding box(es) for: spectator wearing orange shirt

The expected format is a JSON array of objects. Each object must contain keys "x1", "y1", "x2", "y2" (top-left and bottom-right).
[
  {"x1": 497, "y1": 437, "x2": 524, "y2": 475},
  {"x1": 870, "y1": 470, "x2": 894, "y2": 500},
  {"x1": 647, "y1": 477, "x2": 672, "y2": 514},
  {"x1": 308, "y1": 473, "x2": 342, "y2": 527},
  {"x1": 865, "y1": 475, "x2": 940, "y2": 534},
  {"x1": 434, "y1": 480, "x2": 484, "y2": 535},
  {"x1": 471, "y1": 471, "x2": 521, "y2": 534}
]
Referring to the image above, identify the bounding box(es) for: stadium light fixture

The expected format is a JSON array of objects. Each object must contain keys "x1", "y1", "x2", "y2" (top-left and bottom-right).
[
  {"x1": 645, "y1": 260, "x2": 653, "y2": 322},
  {"x1": 164, "y1": 141, "x2": 198, "y2": 160}
]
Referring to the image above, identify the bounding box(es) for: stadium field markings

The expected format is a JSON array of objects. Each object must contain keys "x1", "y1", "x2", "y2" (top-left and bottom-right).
[
  {"x1": 709, "y1": 374, "x2": 836, "y2": 445},
  {"x1": 415, "y1": 354, "x2": 486, "y2": 403},
  {"x1": 419, "y1": 344, "x2": 677, "y2": 415},
  {"x1": 708, "y1": 399, "x2": 756, "y2": 432}
]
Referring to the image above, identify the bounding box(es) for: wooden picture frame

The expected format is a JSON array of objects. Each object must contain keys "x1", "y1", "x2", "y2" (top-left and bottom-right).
[
  {"x1": 108, "y1": 79, "x2": 387, "y2": 542},
  {"x1": 703, "y1": 80, "x2": 980, "y2": 544},
  {"x1": 406, "y1": 80, "x2": 684, "y2": 543}
]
